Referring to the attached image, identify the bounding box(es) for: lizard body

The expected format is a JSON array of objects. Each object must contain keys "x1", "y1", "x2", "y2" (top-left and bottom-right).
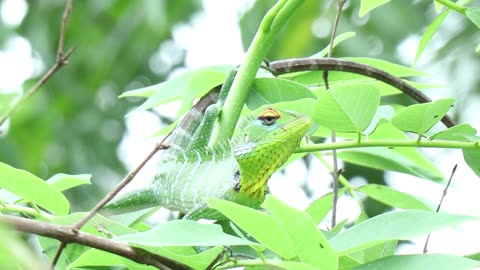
[{"x1": 106, "y1": 106, "x2": 311, "y2": 219}]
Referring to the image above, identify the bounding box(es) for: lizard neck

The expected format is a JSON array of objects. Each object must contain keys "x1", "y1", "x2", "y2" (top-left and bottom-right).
[{"x1": 234, "y1": 138, "x2": 300, "y2": 200}]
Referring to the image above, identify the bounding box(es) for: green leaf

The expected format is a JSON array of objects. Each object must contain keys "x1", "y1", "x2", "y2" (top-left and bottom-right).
[
  {"x1": 68, "y1": 245, "x2": 223, "y2": 270},
  {"x1": 115, "y1": 220, "x2": 257, "y2": 247},
  {"x1": 271, "y1": 98, "x2": 316, "y2": 123},
  {"x1": 466, "y1": 8, "x2": 480, "y2": 29},
  {"x1": 337, "y1": 122, "x2": 443, "y2": 181},
  {"x1": 306, "y1": 189, "x2": 345, "y2": 224},
  {"x1": 391, "y1": 98, "x2": 455, "y2": 137},
  {"x1": 357, "y1": 184, "x2": 431, "y2": 210},
  {"x1": 354, "y1": 254, "x2": 480, "y2": 270},
  {"x1": 313, "y1": 32, "x2": 356, "y2": 58},
  {"x1": 262, "y1": 196, "x2": 338, "y2": 269},
  {"x1": 246, "y1": 77, "x2": 316, "y2": 110},
  {"x1": 313, "y1": 84, "x2": 380, "y2": 133},
  {"x1": 121, "y1": 66, "x2": 231, "y2": 115},
  {"x1": 207, "y1": 198, "x2": 292, "y2": 258},
  {"x1": 338, "y1": 255, "x2": 361, "y2": 270},
  {"x1": 414, "y1": 10, "x2": 450, "y2": 65},
  {"x1": 348, "y1": 240, "x2": 398, "y2": 264},
  {"x1": 329, "y1": 210, "x2": 477, "y2": 255},
  {"x1": 346, "y1": 57, "x2": 427, "y2": 77},
  {"x1": 47, "y1": 173, "x2": 92, "y2": 192},
  {"x1": 359, "y1": 0, "x2": 392, "y2": 17},
  {"x1": 177, "y1": 69, "x2": 226, "y2": 116},
  {"x1": 463, "y1": 148, "x2": 480, "y2": 176},
  {"x1": 0, "y1": 162, "x2": 69, "y2": 215},
  {"x1": 429, "y1": 123, "x2": 477, "y2": 141}
]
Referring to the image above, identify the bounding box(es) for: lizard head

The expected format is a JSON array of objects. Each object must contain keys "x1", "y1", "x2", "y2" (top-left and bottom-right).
[{"x1": 233, "y1": 106, "x2": 311, "y2": 199}]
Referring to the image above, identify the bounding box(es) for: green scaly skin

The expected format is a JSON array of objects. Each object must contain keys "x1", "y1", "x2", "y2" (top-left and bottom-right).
[{"x1": 105, "y1": 106, "x2": 311, "y2": 220}]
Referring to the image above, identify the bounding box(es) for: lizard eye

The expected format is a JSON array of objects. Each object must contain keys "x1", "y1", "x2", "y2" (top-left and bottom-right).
[{"x1": 258, "y1": 108, "x2": 280, "y2": 126}]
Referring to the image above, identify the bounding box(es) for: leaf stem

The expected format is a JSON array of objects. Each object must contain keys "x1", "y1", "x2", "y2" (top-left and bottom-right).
[
  {"x1": 434, "y1": 0, "x2": 467, "y2": 15},
  {"x1": 0, "y1": 203, "x2": 53, "y2": 221},
  {"x1": 296, "y1": 139, "x2": 480, "y2": 153},
  {"x1": 211, "y1": 0, "x2": 305, "y2": 144}
]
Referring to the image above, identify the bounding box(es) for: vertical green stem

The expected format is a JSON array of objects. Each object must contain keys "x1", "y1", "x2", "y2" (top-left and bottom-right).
[{"x1": 210, "y1": 0, "x2": 305, "y2": 144}]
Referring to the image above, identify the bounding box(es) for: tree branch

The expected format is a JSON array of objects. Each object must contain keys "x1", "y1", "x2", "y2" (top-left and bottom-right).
[{"x1": 0, "y1": 215, "x2": 192, "y2": 270}]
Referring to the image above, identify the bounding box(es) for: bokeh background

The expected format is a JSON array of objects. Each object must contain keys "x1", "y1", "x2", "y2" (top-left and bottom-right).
[{"x1": 1, "y1": 0, "x2": 480, "y2": 256}]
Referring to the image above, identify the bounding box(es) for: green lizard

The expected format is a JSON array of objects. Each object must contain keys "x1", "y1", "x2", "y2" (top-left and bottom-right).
[{"x1": 106, "y1": 101, "x2": 311, "y2": 220}]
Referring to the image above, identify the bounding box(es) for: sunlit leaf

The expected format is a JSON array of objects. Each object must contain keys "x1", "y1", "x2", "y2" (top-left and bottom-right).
[
  {"x1": 0, "y1": 162, "x2": 69, "y2": 215},
  {"x1": 391, "y1": 98, "x2": 455, "y2": 137},
  {"x1": 247, "y1": 77, "x2": 316, "y2": 110},
  {"x1": 354, "y1": 254, "x2": 480, "y2": 270},
  {"x1": 429, "y1": 123, "x2": 477, "y2": 141},
  {"x1": 312, "y1": 32, "x2": 356, "y2": 58},
  {"x1": 359, "y1": 0, "x2": 392, "y2": 17},
  {"x1": 466, "y1": 8, "x2": 480, "y2": 29},
  {"x1": 47, "y1": 174, "x2": 91, "y2": 192},
  {"x1": 357, "y1": 184, "x2": 431, "y2": 210},
  {"x1": 414, "y1": 10, "x2": 450, "y2": 65},
  {"x1": 313, "y1": 84, "x2": 380, "y2": 133},
  {"x1": 329, "y1": 210, "x2": 477, "y2": 255}
]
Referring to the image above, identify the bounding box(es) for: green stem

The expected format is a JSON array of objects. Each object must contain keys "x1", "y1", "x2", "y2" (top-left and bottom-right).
[
  {"x1": 0, "y1": 203, "x2": 53, "y2": 221},
  {"x1": 211, "y1": 0, "x2": 305, "y2": 144},
  {"x1": 434, "y1": 0, "x2": 467, "y2": 15},
  {"x1": 296, "y1": 139, "x2": 479, "y2": 153}
]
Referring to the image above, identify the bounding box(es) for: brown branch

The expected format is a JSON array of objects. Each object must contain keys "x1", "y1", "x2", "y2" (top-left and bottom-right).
[
  {"x1": 423, "y1": 164, "x2": 457, "y2": 253},
  {"x1": 0, "y1": 215, "x2": 192, "y2": 270},
  {"x1": 0, "y1": 0, "x2": 77, "y2": 127}
]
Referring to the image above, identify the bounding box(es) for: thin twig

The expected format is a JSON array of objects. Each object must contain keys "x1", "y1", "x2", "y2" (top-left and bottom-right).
[
  {"x1": 423, "y1": 164, "x2": 458, "y2": 253},
  {"x1": 0, "y1": 0, "x2": 77, "y2": 127},
  {"x1": 0, "y1": 215, "x2": 191, "y2": 270},
  {"x1": 324, "y1": 0, "x2": 346, "y2": 228}
]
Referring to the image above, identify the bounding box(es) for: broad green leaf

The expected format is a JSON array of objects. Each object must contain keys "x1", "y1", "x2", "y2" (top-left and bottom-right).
[
  {"x1": 121, "y1": 66, "x2": 231, "y2": 115},
  {"x1": 357, "y1": 184, "x2": 431, "y2": 210},
  {"x1": 47, "y1": 173, "x2": 92, "y2": 192},
  {"x1": 346, "y1": 57, "x2": 426, "y2": 77},
  {"x1": 467, "y1": 8, "x2": 480, "y2": 29},
  {"x1": 463, "y1": 148, "x2": 480, "y2": 176},
  {"x1": 349, "y1": 240, "x2": 398, "y2": 264},
  {"x1": 391, "y1": 98, "x2": 455, "y2": 136},
  {"x1": 362, "y1": 105, "x2": 395, "y2": 135},
  {"x1": 262, "y1": 196, "x2": 337, "y2": 270},
  {"x1": 359, "y1": 0, "x2": 392, "y2": 17},
  {"x1": 337, "y1": 121, "x2": 443, "y2": 181},
  {"x1": 115, "y1": 220, "x2": 257, "y2": 247},
  {"x1": 429, "y1": 123, "x2": 477, "y2": 141},
  {"x1": 354, "y1": 254, "x2": 480, "y2": 270},
  {"x1": 476, "y1": 43, "x2": 480, "y2": 53},
  {"x1": 273, "y1": 261, "x2": 324, "y2": 270},
  {"x1": 338, "y1": 255, "x2": 361, "y2": 270},
  {"x1": 0, "y1": 162, "x2": 69, "y2": 215},
  {"x1": 207, "y1": 198, "x2": 297, "y2": 259},
  {"x1": 329, "y1": 210, "x2": 477, "y2": 254},
  {"x1": 68, "y1": 245, "x2": 223, "y2": 270},
  {"x1": 313, "y1": 84, "x2": 380, "y2": 133},
  {"x1": 177, "y1": 69, "x2": 226, "y2": 116},
  {"x1": 338, "y1": 148, "x2": 443, "y2": 181},
  {"x1": 306, "y1": 189, "x2": 345, "y2": 224},
  {"x1": 313, "y1": 32, "x2": 356, "y2": 58},
  {"x1": 246, "y1": 77, "x2": 316, "y2": 110},
  {"x1": 414, "y1": 10, "x2": 450, "y2": 65},
  {"x1": 272, "y1": 98, "x2": 316, "y2": 122}
]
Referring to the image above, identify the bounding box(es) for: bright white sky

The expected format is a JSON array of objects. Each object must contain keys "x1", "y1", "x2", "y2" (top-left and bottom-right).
[{"x1": 1, "y1": 0, "x2": 480, "y2": 259}]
